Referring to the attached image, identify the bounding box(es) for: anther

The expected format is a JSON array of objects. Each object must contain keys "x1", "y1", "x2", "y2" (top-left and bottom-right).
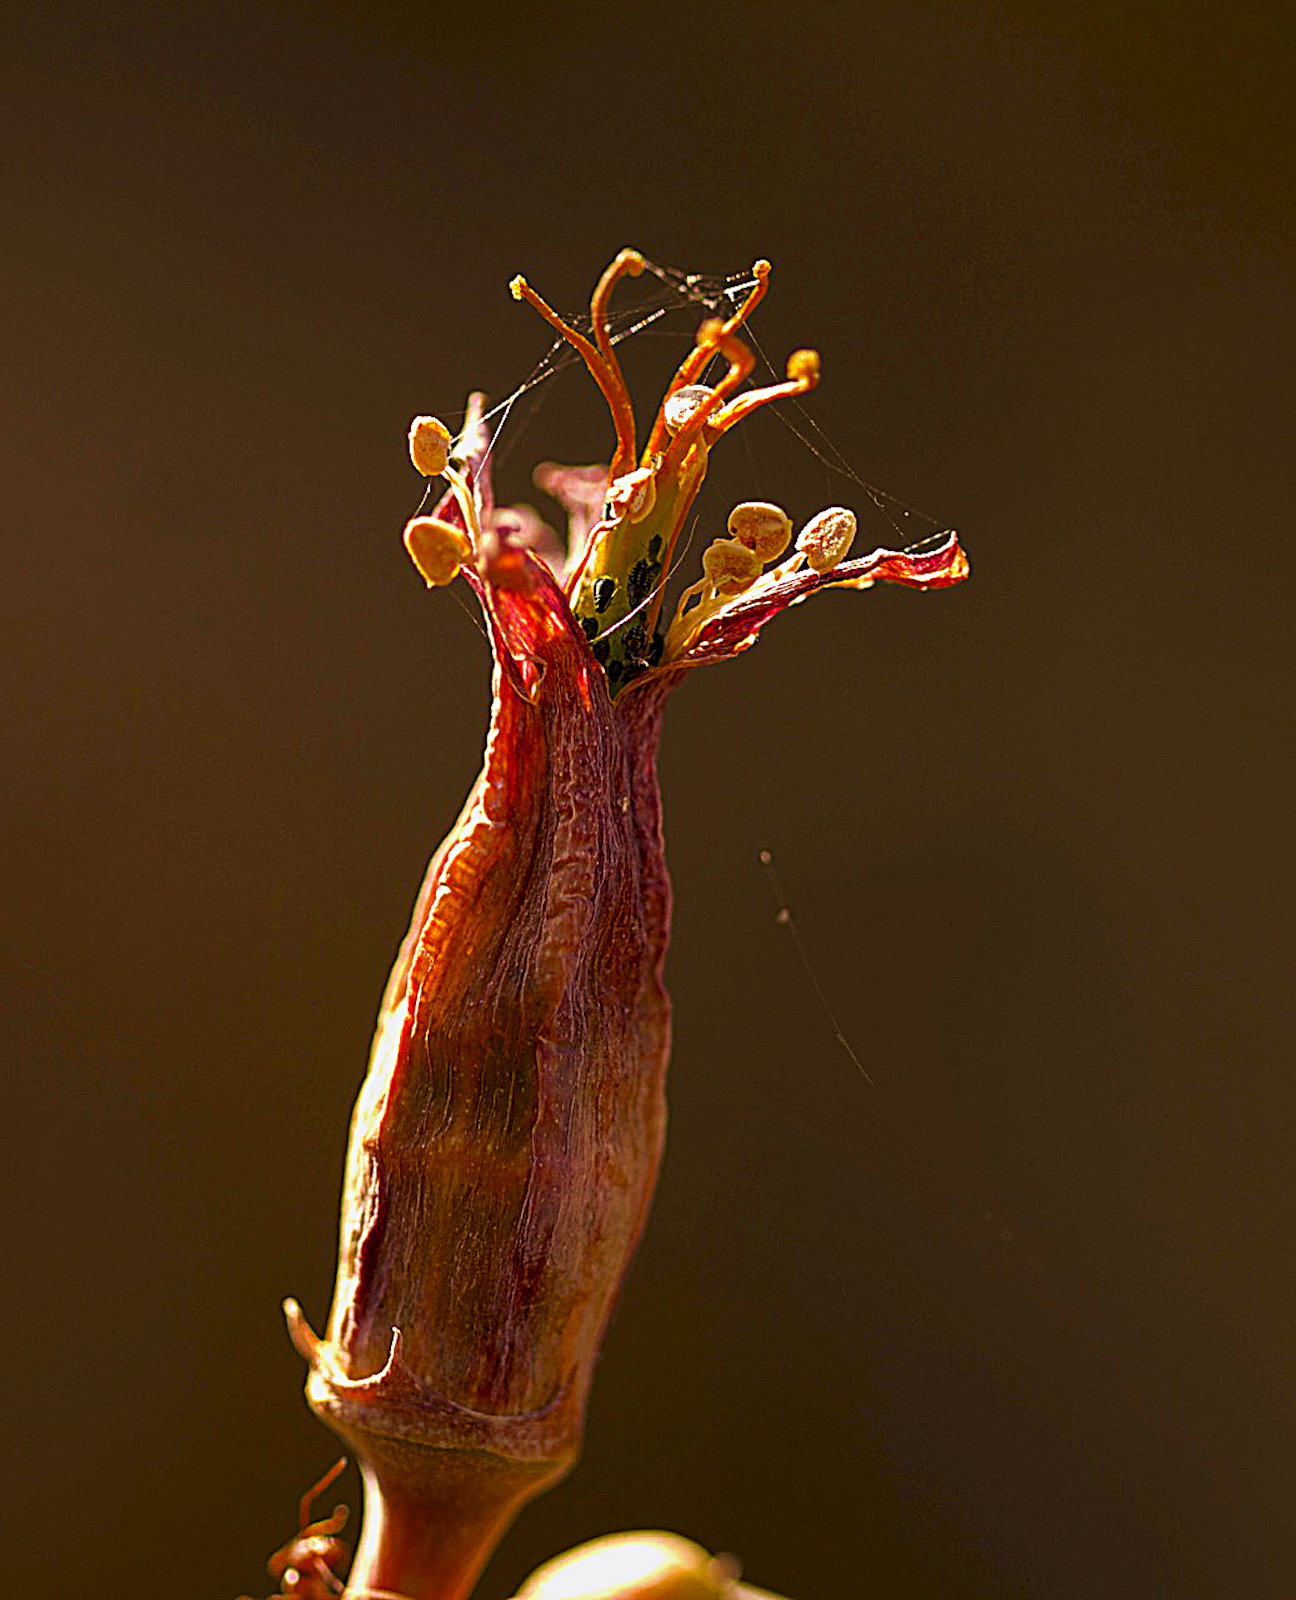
[
  {"x1": 408, "y1": 415, "x2": 452, "y2": 478},
  {"x1": 701, "y1": 537, "x2": 762, "y2": 596},
  {"x1": 727, "y1": 501, "x2": 793, "y2": 563},
  {"x1": 786, "y1": 349, "x2": 820, "y2": 384},
  {"x1": 403, "y1": 516, "x2": 472, "y2": 587},
  {"x1": 796, "y1": 506, "x2": 857, "y2": 573},
  {"x1": 605, "y1": 465, "x2": 657, "y2": 521},
  {"x1": 663, "y1": 385, "x2": 715, "y2": 435}
]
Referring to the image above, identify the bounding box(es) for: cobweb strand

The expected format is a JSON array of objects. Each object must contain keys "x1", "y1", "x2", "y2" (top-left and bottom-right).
[{"x1": 426, "y1": 255, "x2": 952, "y2": 557}]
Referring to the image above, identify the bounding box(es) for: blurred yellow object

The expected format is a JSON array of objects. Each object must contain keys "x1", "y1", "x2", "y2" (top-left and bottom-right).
[{"x1": 510, "y1": 1530, "x2": 790, "y2": 1600}]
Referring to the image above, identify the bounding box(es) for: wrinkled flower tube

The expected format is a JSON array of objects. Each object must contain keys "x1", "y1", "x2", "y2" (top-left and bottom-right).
[{"x1": 288, "y1": 253, "x2": 968, "y2": 1600}]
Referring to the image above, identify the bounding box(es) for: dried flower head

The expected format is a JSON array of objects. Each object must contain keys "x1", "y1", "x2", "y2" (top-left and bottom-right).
[{"x1": 289, "y1": 251, "x2": 968, "y2": 1600}]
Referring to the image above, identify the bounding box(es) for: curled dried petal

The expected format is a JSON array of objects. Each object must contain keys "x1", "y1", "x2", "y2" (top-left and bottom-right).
[
  {"x1": 533, "y1": 460, "x2": 609, "y2": 563},
  {"x1": 676, "y1": 530, "x2": 969, "y2": 669},
  {"x1": 488, "y1": 504, "x2": 567, "y2": 577}
]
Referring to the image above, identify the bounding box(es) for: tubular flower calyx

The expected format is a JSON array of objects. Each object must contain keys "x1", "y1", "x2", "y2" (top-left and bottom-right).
[{"x1": 289, "y1": 252, "x2": 968, "y2": 1600}]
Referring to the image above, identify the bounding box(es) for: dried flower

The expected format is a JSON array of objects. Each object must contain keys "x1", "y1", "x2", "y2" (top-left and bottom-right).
[{"x1": 288, "y1": 253, "x2": 968, "y2": 1600}]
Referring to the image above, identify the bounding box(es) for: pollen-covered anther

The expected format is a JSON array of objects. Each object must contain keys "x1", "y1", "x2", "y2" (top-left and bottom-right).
[
  {"x1": 727, "y1": 500, "x2": 793, "y2": 563},
  {"x1": 662, "y1": 385, "x2": 715, "y2": 435},
  {"x1": 606, "y1": 464, "x2": 657, "y2": 521},
  {"x1": 403, "y1": 515, "x2": 472, "y2": 587},
  {"x1": 796, "y1": 506, "x2": 857, "y2": 574},
  {"x1": 408, "y1": 415, "x2": 453, "y2": 478},
  {"x1": 701, "y1": 537, "x2": 762, "y2": 596},
  {"x1": 786, "y1": 348, "x2": 820, "y2": 384}
]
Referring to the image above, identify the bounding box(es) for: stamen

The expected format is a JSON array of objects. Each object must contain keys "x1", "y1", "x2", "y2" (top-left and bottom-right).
[
  {"x1": 404, "y1": 516, "x2": 472, "y2": 587},
  {"x1": 441, "y1": 463, "x2": 484, "y2": 548},
  {"x1": 662, "y1": 537, "x2": 762, "y2": 660},
  {"x1": 662, "y1": 384, "x2": 714, "y2": 435},
  {"x1": 643, "y1": 259, "x2": 772, "y2": 458},
  {"x1": 706, "y1": 348, "x2": 821, "y2": 436},
  {"x1": 728, "y1": 501, "x2": 793, "y2": 562},
  {"x1": 701, "y1": 537, "x2": 761, "y2": 596},
  {"x1": 660, "y1": 325, "x2": 756, "y2": 475},
  {"x1": 605, "y1": 464, "x2": 657, "y2": 521},
  {"x1": 796, "y1": 505, "x2": 857, "y2": 572},
  {"x1": 511, "y1": 264, "x2": 639, "y2": 481},
  {"x1": 408, "y1": 415, "x2": 452, "y2": 477}
]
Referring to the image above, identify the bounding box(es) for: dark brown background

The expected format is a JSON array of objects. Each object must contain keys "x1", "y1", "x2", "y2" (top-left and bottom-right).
[{"x1": 4, "y1": 3, "x2": 1293, "y2": 1596}]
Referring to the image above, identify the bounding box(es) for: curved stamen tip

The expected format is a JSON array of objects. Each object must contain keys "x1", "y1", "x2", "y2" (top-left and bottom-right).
[
  {"x1": 753, "y1": 258, "x2": 772, "y2": 278},
  {"x1": 615, "y1": 247, "x2": 646, "y2": 274},
  {"x1": 509, "y1": 274, "x2": 529, "y2": 300},
  {"x1": 787, "y1": 348, "x2": 820, "y2": 383},
  {"x1": 695, "y1": 316, "x2": 724, "y2": 350}
]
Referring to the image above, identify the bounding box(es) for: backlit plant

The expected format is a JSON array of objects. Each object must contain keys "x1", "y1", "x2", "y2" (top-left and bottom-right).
[{"x1": 267, "y1": 250, "x2": 968, "y2": 1600}]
